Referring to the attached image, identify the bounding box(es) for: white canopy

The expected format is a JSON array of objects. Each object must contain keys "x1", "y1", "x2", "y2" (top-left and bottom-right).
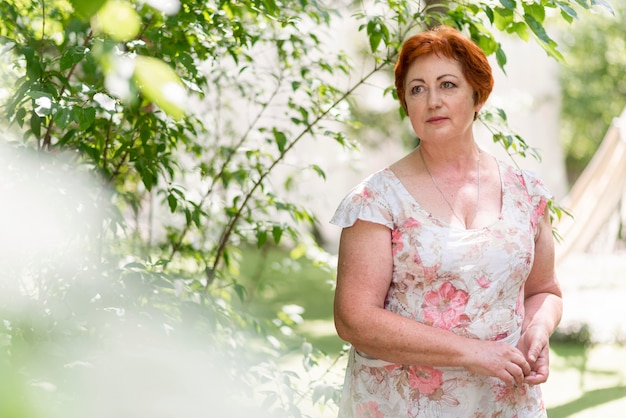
[{"x1": 555, "y1": 107, "x2": 626, "y2": 263}]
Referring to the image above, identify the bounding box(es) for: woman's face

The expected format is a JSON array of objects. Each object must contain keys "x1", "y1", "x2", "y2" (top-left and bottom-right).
[{"x1": 404, "y1": 53, "x2": 481, "y2": 143}]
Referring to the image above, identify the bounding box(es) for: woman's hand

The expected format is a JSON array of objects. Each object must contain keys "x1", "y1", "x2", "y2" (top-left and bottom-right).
[
  {"x1": 463, "y1": 339, "x2": 531, "y2": 387},
  {"x1": 518, "y1": 326, "x2": 551, "y2": 385},
  {"x1": 518, "y1": 208, "x2": 562, "y2": 386}
]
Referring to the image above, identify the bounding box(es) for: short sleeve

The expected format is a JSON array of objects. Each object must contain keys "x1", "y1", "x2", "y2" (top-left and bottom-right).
[
  {"x1": 520, "y1": 169, "x2": 553, "y2": 230},
  {"x1": 329, "y1": 172, "x2": 394, "y2": 230}
]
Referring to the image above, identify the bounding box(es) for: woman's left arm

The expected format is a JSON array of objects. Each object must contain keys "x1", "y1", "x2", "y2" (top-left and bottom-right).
[{"x1": 520, "y1": 208, "x2": 563, "y2": 385}]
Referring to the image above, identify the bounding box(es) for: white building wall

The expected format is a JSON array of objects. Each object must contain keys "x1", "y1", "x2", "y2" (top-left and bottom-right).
[{"x1": 476, "y1": 35, "x2": 568, "y2": 200}]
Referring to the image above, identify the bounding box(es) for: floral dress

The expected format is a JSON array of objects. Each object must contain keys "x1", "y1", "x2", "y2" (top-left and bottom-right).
[{"x1": 330, "y1": 160, "x2": 552, "y2": 418}]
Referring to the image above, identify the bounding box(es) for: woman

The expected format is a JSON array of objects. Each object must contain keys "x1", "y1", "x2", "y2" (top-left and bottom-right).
[{"x1": 331, "y1": 25, "x2": 563, "y2": 417}]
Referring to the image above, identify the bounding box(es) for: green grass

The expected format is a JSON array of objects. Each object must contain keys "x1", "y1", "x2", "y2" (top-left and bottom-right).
[
  {"x1": 238, "y1": 246, "x2": 626, "y2": 416},
  {"x1": 236, "y1": 245, "x2": 344, "y2": 354},
  {"x1": 546, "y1": 342, "x2": 626, "y2": 416}
]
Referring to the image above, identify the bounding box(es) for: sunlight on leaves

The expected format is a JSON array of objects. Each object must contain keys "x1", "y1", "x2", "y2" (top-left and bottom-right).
[
  {"x1": 93, "y1": 0, "x2": 141, "y2": 42},
  {"x1": 133, "y1": 56, "x2": 187, "y2": 119}
]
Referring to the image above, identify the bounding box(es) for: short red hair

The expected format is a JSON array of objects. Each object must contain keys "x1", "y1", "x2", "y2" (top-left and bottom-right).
[{"x1": 394, "y1": 25, "x2": 494, "y2": 114}]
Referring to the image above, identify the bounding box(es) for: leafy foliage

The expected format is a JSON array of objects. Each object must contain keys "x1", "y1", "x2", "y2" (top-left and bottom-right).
[
  {"x1": 557, "y1": 0, "x2": 625, "y2": 183},
  {"x1": 0, "y1": 0, "x2": 605, "y2": 416}
]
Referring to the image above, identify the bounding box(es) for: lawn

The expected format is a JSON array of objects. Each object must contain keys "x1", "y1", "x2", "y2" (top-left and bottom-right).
[{"x1": 238, "y1": 245, "x2": 626, "y2": 416}]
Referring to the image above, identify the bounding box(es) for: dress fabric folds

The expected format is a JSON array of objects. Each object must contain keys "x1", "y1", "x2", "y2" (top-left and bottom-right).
[{"x1": 330, "y1": 161, "x2": 552, "y2": 418}]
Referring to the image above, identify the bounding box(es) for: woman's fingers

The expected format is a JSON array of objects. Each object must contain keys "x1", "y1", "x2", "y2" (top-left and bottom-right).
[{"x1": 468, "y1": 341, "x2": 531, "y2": 386}]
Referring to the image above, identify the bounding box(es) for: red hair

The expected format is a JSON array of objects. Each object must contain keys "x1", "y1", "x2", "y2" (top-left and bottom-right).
[{"x1": 394, "y1": 25, "x2": 494, "y2": 113}]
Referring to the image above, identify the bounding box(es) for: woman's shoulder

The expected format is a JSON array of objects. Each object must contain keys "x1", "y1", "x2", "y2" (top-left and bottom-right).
[
  {"x1": 497, "y1": 159, "x2": 552, "y2": 200},
  {"x1": 330, "y1": 168, "x2": 398, "y2": 229},
  {"x1": 350, "y1": 167, "x2": 398, "y2": 192}
]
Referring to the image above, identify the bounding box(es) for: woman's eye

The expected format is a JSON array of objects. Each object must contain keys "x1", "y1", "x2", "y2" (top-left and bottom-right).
[
  {"x1": 411, "y1": 85, "x2": 424, "y2": 94},
  {"x1": 441, "y1": 81, "x2": 455, "y2": 89}
]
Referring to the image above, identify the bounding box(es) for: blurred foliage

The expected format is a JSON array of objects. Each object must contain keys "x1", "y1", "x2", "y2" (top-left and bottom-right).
[
  {"x1": 557, "y1": 0, "x2": 626, "y2": 183},
  {"x1": 0, "y1": 0, "x2": 607, "y2": 416}
]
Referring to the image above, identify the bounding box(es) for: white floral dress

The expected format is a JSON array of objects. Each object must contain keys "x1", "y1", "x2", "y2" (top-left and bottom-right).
[{"x1": 330, "y1": 160, "x2": 552, "y2": 418}]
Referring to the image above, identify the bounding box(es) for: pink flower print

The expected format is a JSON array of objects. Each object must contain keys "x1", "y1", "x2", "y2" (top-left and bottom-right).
[
  {"x1": 360, "y1": 187, "x2": 374, "y2": 200},
  {"x1": 422, "y1": 263, "x2": 441, "y2": 285},
  {"x1": 476, "y1": 274, "x2": 491, "y2": 288},
  {"x1": 408, "y1": 365, "x2": 443, "y2": 395},
  {"x1": 422, "y1": 282, "x2": 470, "y2": 329},
  {"x1": 530, "y1": 198, "x2": 547, "y2": 230},
  {"x1": 502, "y1": 166, "x2": 519, "y2": 185},
  {"x1": 502, "y1": 239, "x2": 520, "y2": 254},
  {"x1": 412, "y1": 250, "x2": 422, "y2": 266},
  {"x1": 515, "y1": 289, "x2": 524, "y2": 315},
  {"x1": 494, "y1": 332, "x2": 509, "y2": 341},
  {"x1": 352, "y1": 186, "x2": 376, "y2": 207},
  {"x1": 356, "y1": 401, "x2": 385, "y2": 418},
  {"x1": 383, "y1": 363, "x2": 401, "y2": 373},
  {"x1": 494, "y1": 383, "x2": 514, "y2": 402},
  {"x1": 402, "y1": 217, "x2": 421, "y2": 229},
  {"x1": 494, "y1": 381, "x2": 528, "y2": 405},
  {"x1": 391, "y1": 228, "x2": 404, "y2": 255}
]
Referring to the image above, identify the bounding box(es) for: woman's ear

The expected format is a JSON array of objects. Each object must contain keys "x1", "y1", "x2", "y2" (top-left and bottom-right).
[{"x1": 473, "y1": 102, "x2": 484, "y2": 121}]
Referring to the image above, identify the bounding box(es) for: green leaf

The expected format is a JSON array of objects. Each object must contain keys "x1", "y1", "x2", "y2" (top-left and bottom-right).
[
  {"x1": 499, "y1": 0, "x2": 516, "y2": 10},
  {"x1": 493, "y1": 7, "x2": 514, "y2": 31},
  {"x1": 73, "y1": 106, "x2": 96, "y2": 130},
  {"x1": 27, "y1": 91, "x2": 52, "y2": 100},
  {"x1": 133, "y1": 56, "x2": 186, "y2": 119},
  {"x1": 537, "y1": 38, "x2": 565, "y2": 61},
  {"x1": 522, "y1": 2, "x2": 546, "y2": 23},
  {"x1": 29, "y1": 112, "x2": 42, "y2": 138},
  {"x1": 369, "y1": 30, "x2": 382, "y2": 53},
  {"x1": 15, "y1": 107, "x2": 26, "y2": 127},
  {"x1": 94, "y1": 0, "x2": 141, "y2": 42},
  {"x1": 524, "y1": 13, "x2": 550, "y2": 44},
  {"x1": 58, "y1": 129, "x2": 77, "y2": 146},
  {"x1": 256, "y1": 228, "x2": 267, "y2": 248},
  {"x1": 556, "y1": 2, "x2": 578, "y2": 20},
  {"x1": 233, "y1": 283, "x2": 246, "y2": 302},
  {"x1": 124, "y1": 262, "x2": 146, "y2": 269},
  {"x1": 273, "y1": 128, "x2": 287, "y2": 153},
  {"x1": 19, "y1": 46, "x2": 42, "y2": 80},
  {"x1": 53, "y1": 107, "x2": 73, "y2": 129},
  {"x1": 272, "y1": 225, "x2": 283, "y2": 244},
  {"x1": 476, "y1": 34, "x2": 498, "y2": 55},
  {"x1": 69, "y1": 0, "x2": 107, "y2": 20},
  {"x1": 509, "y1": 22, "x2": 530, "y2": 41},
  {"x1": 495, "y1": 45, "x2": 507, "y2": 72},
  {"x1": 559, "y1": 9, "x2": 574, "y2": 23},
  {"x1": 591, "y1": 0, "x2": 614, "y2": 14},
  {"x1": 310, "y1": 164, "x2": 326, "y2": 180},
  {"x1": 60, "y1": 45, "x2": 89, "y2": 71},
  {"x1": 483, "y1": 6, "x2": 495, "y2": 23},
  {"x1": 167, "y1": 193, "x2": 177, "y2": 212},
  {"x1": 366, "y1": 18, "x2": 387, "y2": 53},
  {"x1": 497, "y1": 107, "x2": 508, "y2": 121},
  {"x1": 192, "y1": 207, "x2": 201, "y2": 228}
]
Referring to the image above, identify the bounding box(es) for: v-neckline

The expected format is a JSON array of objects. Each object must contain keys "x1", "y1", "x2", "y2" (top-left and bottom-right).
[{"x1": 385, "y1": 159, "x2": 506, "y2": 232}]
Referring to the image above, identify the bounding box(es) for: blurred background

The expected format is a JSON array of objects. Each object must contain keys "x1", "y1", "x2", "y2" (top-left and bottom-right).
[{"x1": 0, "y1": 0, "x2": 624, "y2": 417}]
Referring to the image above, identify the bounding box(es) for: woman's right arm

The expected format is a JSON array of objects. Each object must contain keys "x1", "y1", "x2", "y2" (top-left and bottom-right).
[{"x1": 333, "y1": 219, "x2": 531, "y2": 386}]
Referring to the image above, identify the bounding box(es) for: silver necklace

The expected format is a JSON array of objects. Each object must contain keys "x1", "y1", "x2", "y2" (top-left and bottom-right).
[{"x1": 419, "y1": 146, "x2": 481, "y2": 228}]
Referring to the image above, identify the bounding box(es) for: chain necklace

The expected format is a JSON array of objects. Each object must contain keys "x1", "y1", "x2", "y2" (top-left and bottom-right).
[{"x1": 419, "y1": 146, "x2": 481, "y2": 228}]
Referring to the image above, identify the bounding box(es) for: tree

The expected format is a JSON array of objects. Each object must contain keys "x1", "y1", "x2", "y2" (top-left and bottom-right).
[
  {"x1": 557, "y1": 0, "x2": 625, "y2": 183},
  {"x1": 0, "y1": 0, "x2": 607, "y2": 416}
]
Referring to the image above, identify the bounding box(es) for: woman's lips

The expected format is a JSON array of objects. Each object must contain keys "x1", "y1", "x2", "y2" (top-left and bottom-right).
[{"x1": 427, "y1": 116, "x2": 447, "y2": 123}]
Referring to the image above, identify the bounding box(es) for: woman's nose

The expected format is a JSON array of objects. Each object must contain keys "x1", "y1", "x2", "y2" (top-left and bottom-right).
[{"x1": 427, "y1": 89, "x2": 442, "y2": 107}]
